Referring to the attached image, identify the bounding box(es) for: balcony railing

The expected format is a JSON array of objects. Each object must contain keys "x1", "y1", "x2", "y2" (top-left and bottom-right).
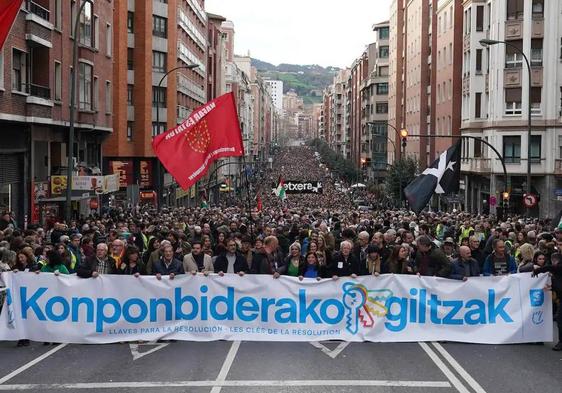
[
  {"x1": 29, "y1": 83, "x2": 51, "y2": 99},
  {"x1": 27, "y1": 0, "x2": 50, "y2": 22}
]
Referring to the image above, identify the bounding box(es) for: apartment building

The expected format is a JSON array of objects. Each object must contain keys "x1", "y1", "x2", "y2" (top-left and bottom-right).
[
  {"x1": 361, "y1": 21, "x2": 390, "y2": 182},
  {"x1": 105, "y1": 0, "x2": 207, "y2": 207},
  {"x1": 460, "y1": 0, "x2": 562, "y2": 218},
  {"x1": 0, "y1": 0, "x2": 113, "y2": 224}
]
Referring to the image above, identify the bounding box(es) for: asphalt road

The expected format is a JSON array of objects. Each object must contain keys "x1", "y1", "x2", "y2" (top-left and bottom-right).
[{"x1": 0, "y1": 336, "x2": 560, "y2": 393}]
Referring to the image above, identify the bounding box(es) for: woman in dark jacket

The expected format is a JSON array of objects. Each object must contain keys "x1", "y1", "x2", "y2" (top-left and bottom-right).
[
  {"x1": 298, "y1": 252, "x2": 326, "y2": 280},
  {"x1": 117, "y1": 246, "x2": 145, "y2": 276}
]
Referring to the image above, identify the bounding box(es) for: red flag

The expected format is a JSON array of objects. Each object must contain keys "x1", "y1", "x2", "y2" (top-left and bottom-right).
[
  {"x1": 256, "y1": 194, "x2": 262, "y2": 212},
  {"x1": 0, "y1": 0, "x2": 23, "y2": 50},
  {"x1": 152, "y1": 92, "x2": 244, "y2": 190}
]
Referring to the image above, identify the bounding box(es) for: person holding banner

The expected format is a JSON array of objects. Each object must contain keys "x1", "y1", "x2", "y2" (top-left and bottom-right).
[
  {"x1": 533, "y1": 253, "x2": 562, "y2": 351},
  {"x1": 284, "y1": 242, "x2": 305, "y2": 277},
  {"x1": 214, "y1": 239, "x2": 249, "y2": 275},
  {"x1": 76, "y1": 243, "x2": 117, "y2": 278},
  {"x1": 329, "y1": 240, "x2": 361, "y2": 278},
  {"x1": 413, "y1": 236, "x2": 452, "y2": 278},
  {"x1": 183, "y1": 241, "x2": 214, "y2": 274},
  {"x1": 152, "y1": 245, "x2": 184, "y2": 280}
]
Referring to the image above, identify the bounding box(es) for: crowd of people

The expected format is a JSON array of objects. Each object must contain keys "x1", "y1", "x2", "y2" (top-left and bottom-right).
[{"x1": 0, "y1": 146, "x2": 561, "y2": 350}]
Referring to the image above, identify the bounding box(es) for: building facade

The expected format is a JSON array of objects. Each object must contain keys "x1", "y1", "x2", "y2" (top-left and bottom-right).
[
  {"x1": 0, "y1": 0, "x2": 113, "y2": 224},
  {"x1": 264, "y1": 79, "x2": 283, "y2": 114},
  {"x1": 106, "y1": 0, "x2": 207, "y2": 208},
  {"x1": 461, "y1": 0, "x2": 562, "y2": 218}
]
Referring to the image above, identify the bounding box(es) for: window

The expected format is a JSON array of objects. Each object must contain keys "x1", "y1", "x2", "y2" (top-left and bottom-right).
[
  {"x1": 507, "y1": 0, "x2": 524, "y2": 20},
  {"x1": 127, "y1": 48, "x2": 134, "y2": 70},
  {"x1": 55, "y1": 0, "x2": 62, "y2": 29},
  {"x1": 92, "y1": 76, "x2": 98, "y2": 110},
  {"x1": 12, "y1": 49, "x2": 27, "y2": 93},
  {"x1": 476, "y1": 49, "x2": 482, "y2": 73},
  {"x1": 505, "y1": 88, "x2": 522, "y2": 115},
  {"x1": 105, "y1": 81, "x2": 111, "y2": 114},
  {"x1": 152, "y1": 122, "x2": 166, "y2": 137},
  {"x1": 153, "y1": 16, "x2": 167, "y2": 38},
  {"x1": 127, "y1": 84, "x2": 133, "y2": 105},
  {"x1": 476, "y1": 6, "x2": 484, "y2": 31},
  {"x1": 532, "y1": 0, "x2": 544, "y2": 17},
  {"x1": 93, "y1": 15, "x2": 99, "y2": 50},
  {"x1": 152, "y1": 51, "x2": 166, "y2": 73},
  {"x1": 127, "y1": 122, "x2": 133, "y2": 141},
  {"x1": 379, "y1": 46, "x2": 389, "y2": 58},
  {"x1": 475, "y1": 93, "x2": 482, "y2": 118},
  {"x1": 376, "y1": 83, "x2": 388, "y2": 95},
  {"x1": 530, "y1": 135, "x2": 541, "y2": 163},
  {"x1": 376, "y1": 102, "x2": 388, "y2": 113},
  {"x1": 106, "y1": 23, "x2": 112, "y2": 57},
  {"x1": 127, "y1": 12, "x2": 134, "y2": 33},
  {"x1": 505, "y1": 40, "x2": 523, "y2": 68},
  {"x1": 379, "y1": 27, "x2": 389, "y2": 39},
  {"x1": 78, "y1": 62, "x2": 93, "y2": 111},
  {"x1": 531, "y1": 87, "x2": 542, "y2": 115},
  {"x1": 531, "y1": 39, "x2": 543, "y2": 66},
  {"x1": 79, "y1": 1, "x2": 93, "y2": 47},
  {"x1": 54, "y1": 61, "x2": 61, "y2": 101},
  {"x1": 503, "y1": 136, "x2": 521, "y2": 163},
  {"x1": 152, "y1": 86, "x2": 166, "y2": 108},
  {"x1": 449, "y1": 43, "x2": 453, "y2": 65},
  {"x1": 378, "y1": 66, "x2": 389, "y2": 76},
  {"x1": 474, "y1": 138, "x2": 482, "y2": 158}
]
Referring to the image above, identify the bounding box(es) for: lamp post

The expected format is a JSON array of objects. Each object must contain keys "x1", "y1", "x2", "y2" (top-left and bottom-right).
[
  {"x1": 480, "y1": 38, "x2": 532, "y2": 216},
  {"x1": 154, "y1": 64, "x2": 199, "y2": 209},
  {"x1": 66, "y1": 0, "x2": 94, "y2": 223}
]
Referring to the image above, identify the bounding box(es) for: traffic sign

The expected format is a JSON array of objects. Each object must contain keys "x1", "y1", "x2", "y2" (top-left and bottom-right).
[{"x1": 523, "y1": 193, "x2": 538, "y2": 208}]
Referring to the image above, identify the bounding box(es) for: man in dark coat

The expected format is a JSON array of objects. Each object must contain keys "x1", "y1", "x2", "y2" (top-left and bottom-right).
[
  {"x1": 214, "y1": 239, "x2": 249, "y2": 274},
  {"x1": 152, "y1": 245, "x2": 184, "y2": 279},
  {"x1": 450, "y1": 246, "x2": 480, "y2": 280},
  {"x1": 413, "y1": 236, "x2": 452, "y2": 278}
]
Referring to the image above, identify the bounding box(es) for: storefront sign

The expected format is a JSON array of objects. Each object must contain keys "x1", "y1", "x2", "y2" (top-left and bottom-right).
[
  {"x1": 108, "y1": 160, "x2": 134, "y2": 188},
  {"x1": 0, "y1": 273, "x2": 552, "y2": 344},
  {"x1": 139, "y1": 160, "x2": 153, "y2": 189},
  {"x1": 273, "y1": 181, "x2": 323, "y2": 194},
  {"x1": 50, "y1": 176, "x2": 67, "y2": 196}
]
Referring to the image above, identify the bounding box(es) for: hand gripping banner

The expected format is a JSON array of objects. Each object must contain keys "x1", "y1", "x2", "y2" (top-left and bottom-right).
[{"x1": 0, "y1": 272, "x2": 552, "y2": 344}]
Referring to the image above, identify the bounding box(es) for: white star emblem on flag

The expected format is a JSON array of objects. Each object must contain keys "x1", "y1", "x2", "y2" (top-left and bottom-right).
[{"x1": 421, "y1": 150, "x2": 456, "y2": 194}]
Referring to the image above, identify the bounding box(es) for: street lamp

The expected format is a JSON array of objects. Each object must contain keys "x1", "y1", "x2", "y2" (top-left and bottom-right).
[
  {"x1": 66, "y1": 0, "x2": 94, "y2": 223},
  {"x1": 480, "y1": 38, "x2": 532, "y2": 216},
  {"x1": 154, "y1": 64, "x2": 199, "y2": 209}
]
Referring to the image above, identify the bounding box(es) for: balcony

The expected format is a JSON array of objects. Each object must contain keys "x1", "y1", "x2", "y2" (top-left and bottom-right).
[
  {"x1": 531, "y1": 18, "x2": 544, "y2": 38},
  {"x1": 28, "y1": 0, "x2": 49, "y2": 20},
  {"x1": 531, "y1": 68, "x2": 543, "y2": 87},
  {"x1": 29, "y1": 83, "x2": 50, "y2": 99},
  {"x1": 470, "y1": 158, "x2": 491, "y2": 172},
  {"x1": 505, "y1": 20, "x2": 523, "y2": 40}
]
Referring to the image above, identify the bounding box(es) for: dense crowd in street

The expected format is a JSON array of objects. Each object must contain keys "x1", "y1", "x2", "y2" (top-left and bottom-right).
[{"x1": 0, "y1": 146, "x2": 561, "y2": 350}]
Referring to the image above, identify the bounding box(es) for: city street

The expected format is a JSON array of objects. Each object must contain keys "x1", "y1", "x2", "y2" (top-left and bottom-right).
[{"x1": 0, "y1": 337, "x2": 560, "y2": 393}]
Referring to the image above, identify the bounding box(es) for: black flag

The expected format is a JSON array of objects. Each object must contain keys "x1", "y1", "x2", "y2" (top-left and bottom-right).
[{"x1": 404, "y1": 139, "x2": 462, "y2": 213}]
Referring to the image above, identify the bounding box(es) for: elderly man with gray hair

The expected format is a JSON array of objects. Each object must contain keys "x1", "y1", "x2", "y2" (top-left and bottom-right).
[
  {"x1": 353, "y1": 231, "x2": 371, "y2": 269},
  {"x1": 329, "y1": 240, "x2": 361, "y2": 278},
  {"x1": 450, "y1": 246, "x2": 480, "y2": 281}
]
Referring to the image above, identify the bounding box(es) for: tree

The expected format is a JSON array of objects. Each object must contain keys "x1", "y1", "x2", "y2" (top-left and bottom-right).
[
  {"x1": 307, "y1": 139, "x2": 360, "y2": 181},
  {"x1": 384, "y1": 157, "x2": 418, "y2": 206}
]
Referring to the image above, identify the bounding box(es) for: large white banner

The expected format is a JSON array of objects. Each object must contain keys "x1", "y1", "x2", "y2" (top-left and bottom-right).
[{"x1": 0, "y1": 272, "x2": 552, "y2": 344}]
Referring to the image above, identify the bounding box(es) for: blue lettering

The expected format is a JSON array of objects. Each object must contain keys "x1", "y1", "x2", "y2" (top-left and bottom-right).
[
  {"x1": 123, "y1": 298, "x2": 148, "y2": 323},
  {"x1": 210, "y1": 287, "x2": 234, "y2": 320},
  {"x1": 464, "y1": 299, "x2": 486, "y2": 325},
  {"x1": 319, "y1": 299, "x2": 344, "y2": 324},
  {"x1": 174, "y1": 287, "x2": 198, "y2": 320},
  {"x1": 20, "y1": 287, "x2": 47, "y2": 320},
  {"x1": 385, "y1": 296, "x2": 408, "y2": 332},
  {"x1": 260, "y1": 297, "x2": 275, "y2": 322},
  {"x1": 275, "y1": 298, "x2": 297, "y2": 323},
  {"x1": 442, "y1": 300, "x2": 463, "y2": 325},
  {"x1": 96, "y1": 298, "x2": 121, "y2": 333},
  {"x1": 487, "y1": 289, "x2": 513, "y2": 323},
  {"x1": 429, "y1": 294, "x2": 442, "y2": 324},
  {"x1": 45, "y1": 296, "x2": 69, "y2": 322},
  {"x1": 71, "y1": 297, "x2": 94, "y2": 323},
  {"x1": 236, "y1": 297, "x2": 259, "y2": 322},
  {"x1": 298, "y1": 289, "x2": 321, "y2": 323},
  {"x1": 150, "y1": 298, "x2": 173, "y2": 322}
]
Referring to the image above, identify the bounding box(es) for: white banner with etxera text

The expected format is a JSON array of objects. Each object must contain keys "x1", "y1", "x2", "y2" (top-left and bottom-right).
[{"x1": 0, "y1": 272, "x2": 553, "y2": 344}]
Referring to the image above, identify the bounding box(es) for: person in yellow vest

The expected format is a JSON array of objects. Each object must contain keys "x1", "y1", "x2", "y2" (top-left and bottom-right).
[{"x1": 67, "y1": 234, "x2": 83, "y2": 273}]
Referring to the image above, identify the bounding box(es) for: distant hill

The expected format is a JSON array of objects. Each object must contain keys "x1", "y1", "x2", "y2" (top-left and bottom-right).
[{"x1": 251, "y1": 58, "x2": 339, "y2": 105}]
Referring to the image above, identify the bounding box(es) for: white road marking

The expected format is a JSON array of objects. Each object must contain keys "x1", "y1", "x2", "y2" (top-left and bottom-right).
[
  {"x1": 0, "y1": 379, "x2": 452, "y2": 390},
  {"x1": 419, "y1": 342, "x2": 471, "y2": 393},
  {"x1": 432, "y1": 342, "x2": 488, "y2": 393},
  {"x1": 210, "y1": 340, "x2": 241, "y2": 393},
  {"x1": 309, "y1": 341, "x2": 350, "y2": 359},
  {"x1": 129, "y1": 341, "x2": 169, "y2": 361},
  {"x1": 0, "y1": 344, "x2": 68, "y2": 385}
]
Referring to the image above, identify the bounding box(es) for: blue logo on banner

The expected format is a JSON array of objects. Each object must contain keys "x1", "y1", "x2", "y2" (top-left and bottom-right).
[{"x1": 529, "y1": 289, "x2": 544, "y2": 307}]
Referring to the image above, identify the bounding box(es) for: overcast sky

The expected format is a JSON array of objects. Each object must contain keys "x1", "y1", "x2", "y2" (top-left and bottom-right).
[{"x1": 205, "y1": 0, "x2": 392, "y2": 68}]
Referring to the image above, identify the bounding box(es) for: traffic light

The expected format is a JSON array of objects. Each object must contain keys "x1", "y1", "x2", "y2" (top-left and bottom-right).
[
  {"x1": 502, "y1": 191, "x2": 510, "y2": 201},
  {"x1": 400, "y1": 129, "x2": 408, "y2": 150}
]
